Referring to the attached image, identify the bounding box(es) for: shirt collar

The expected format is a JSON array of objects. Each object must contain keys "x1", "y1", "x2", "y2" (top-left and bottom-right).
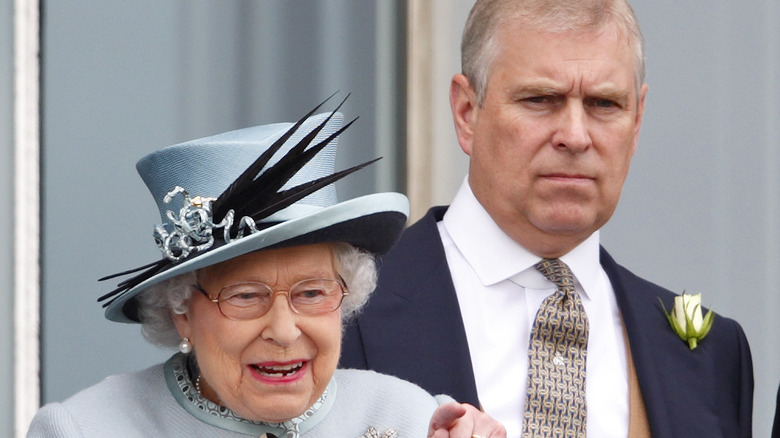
[
  {"x1": 442, "y1": 179, "x2": 601, "y2": 300},
  {"x1": 557, "y1": 231, "x2": 601, "y2": 301}
]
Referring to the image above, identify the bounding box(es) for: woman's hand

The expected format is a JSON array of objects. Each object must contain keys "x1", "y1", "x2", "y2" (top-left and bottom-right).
[{"x1": 427, "y1": 402, "x2": 506, "y2": 438}]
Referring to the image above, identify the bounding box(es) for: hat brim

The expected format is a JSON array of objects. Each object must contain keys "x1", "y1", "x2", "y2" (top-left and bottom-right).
[{"x1": 104, "y1": 192, "x2": 409, "y2": 323}]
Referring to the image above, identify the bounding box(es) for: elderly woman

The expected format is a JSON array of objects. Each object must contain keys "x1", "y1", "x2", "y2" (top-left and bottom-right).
[{"x1": 27, "y1": 99, "x2": 506, "y2": 438}]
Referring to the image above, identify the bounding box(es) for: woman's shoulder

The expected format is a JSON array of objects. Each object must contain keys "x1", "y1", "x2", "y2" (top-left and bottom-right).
[
  {"x1": 27, "y1": 363, "x2": 168, "y2": 437},
  {"x1": 62, "y1": 363, "x2": 166, "y2": 406}
]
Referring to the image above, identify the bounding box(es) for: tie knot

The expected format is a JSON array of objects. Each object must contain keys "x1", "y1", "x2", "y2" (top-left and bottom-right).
[{"x1": 535, "y1": 258, "x2": 574, "y2": 289}]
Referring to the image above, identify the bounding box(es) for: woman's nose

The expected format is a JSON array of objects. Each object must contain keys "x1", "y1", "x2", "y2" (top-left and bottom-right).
[{"x1": 259, "y1": 292, "x2": 301, "y2": 346}]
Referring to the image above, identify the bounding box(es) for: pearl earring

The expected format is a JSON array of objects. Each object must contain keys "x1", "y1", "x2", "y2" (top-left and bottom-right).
[{"x1": 179, "y1": 337, "x2": 192, "y2": 354}]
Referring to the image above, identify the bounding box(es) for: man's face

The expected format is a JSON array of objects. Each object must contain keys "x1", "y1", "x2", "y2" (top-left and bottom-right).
[{"x1": 450, "y1": 20, "x2": 647, "y2": 257}]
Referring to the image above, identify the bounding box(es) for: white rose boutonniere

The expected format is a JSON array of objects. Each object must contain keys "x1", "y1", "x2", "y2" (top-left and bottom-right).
[{"x1": 659, "y1": 292, "x2": 715, "y2": 350}]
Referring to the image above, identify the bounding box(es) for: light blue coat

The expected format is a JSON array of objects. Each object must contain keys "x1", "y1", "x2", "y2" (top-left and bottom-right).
[{"x1": 28, "y1": 355, "x2": 453, "y2": 437}]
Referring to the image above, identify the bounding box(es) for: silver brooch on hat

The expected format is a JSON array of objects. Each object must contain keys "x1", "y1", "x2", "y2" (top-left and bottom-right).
[{"x1": 153, "y1": 186, "x2": 262, "y2": 261}]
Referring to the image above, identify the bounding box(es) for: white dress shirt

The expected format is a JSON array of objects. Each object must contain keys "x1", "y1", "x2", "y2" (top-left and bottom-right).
[{"x1": 438, "y1": 179, "x2": 629, "y2": 438}]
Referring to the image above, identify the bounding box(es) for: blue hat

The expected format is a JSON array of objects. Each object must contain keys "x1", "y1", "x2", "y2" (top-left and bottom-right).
[{"x1": 99, "y1": 97, "x2": 409, "y2": 323}]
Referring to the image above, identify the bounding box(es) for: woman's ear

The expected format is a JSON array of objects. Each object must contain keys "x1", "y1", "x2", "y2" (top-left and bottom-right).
[
  {"x1": 173, "y1": 275, "x2": 201, "y2": 339},
  {"x1": 172, "y1": 306, "x2": 191, "y2": 339}
]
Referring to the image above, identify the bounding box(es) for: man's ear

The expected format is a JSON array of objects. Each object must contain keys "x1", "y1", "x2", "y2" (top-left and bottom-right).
[
  {"x1": 449, "y1": 73, "x2": 479, "y2": 157},
  {"x1": 631, "y1": 83, "x2": 649, "y2": 155}
]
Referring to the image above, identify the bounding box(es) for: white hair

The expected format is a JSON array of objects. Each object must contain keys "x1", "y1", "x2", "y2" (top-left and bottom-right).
[{"x1": 136, "y1": 242, "x2": 378, "y2": 348}]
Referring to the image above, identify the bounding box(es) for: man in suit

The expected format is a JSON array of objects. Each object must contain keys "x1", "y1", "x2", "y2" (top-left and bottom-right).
[{"x1": 341, "y1": 0, "x2": 753, "y2": 437}]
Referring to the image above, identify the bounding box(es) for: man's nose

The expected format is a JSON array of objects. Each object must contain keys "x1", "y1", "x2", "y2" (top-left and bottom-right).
[{"x1": 551, "y1": 101, "x2": 592, "y2": 153}]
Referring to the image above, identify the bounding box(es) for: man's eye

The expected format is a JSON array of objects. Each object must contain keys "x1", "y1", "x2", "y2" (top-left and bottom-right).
[
  {"x1": 524, "y1": 96, "x2": 552, "y2": 104},
  {"x1": 588, "y1": 98, "x2": 619, "y2": 109}
]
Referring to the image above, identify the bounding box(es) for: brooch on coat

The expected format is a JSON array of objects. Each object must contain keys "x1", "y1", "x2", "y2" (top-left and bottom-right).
[{"x1": 358, "y1": 426, "x2": 398, "y2": 438}]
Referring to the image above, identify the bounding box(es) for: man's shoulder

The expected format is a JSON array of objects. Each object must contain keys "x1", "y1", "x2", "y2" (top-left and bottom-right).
[
  {"x1": 601, "y1": 247, "x2": 748, "y2": 341},
  {"x1": 375, "y1": 206, "x2": 450, "y2": 276},
  {"x1": 393, "y1": 206, "x2": 448, "y2": 246},
  {"x1": 599, "y1": 247, "x2": 677, "y2": 299}
]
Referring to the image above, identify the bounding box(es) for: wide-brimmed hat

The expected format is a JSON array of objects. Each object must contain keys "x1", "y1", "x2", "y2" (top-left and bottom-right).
[{"x1": 99, "y1": 97, "x2": 409, "y2": 323}]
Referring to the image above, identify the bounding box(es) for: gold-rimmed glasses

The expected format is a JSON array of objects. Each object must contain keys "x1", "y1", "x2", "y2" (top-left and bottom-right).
[{"x1": 195, "y1": 278, "x2": 349, "y2": 320}]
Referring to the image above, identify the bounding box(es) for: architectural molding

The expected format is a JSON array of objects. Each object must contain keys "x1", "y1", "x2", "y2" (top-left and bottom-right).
[
  {"x1": 406, "y1": 0, "x2": 434, "y2": 221},
  {"x1": 14, "y1": 0, "x2": 41, "y2": 435}
]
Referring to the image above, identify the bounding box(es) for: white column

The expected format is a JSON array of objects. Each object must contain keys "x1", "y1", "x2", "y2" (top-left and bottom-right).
[
  {"x1": 406, "y1": 0, "x2": 472, "y2": 222},
  {"x1": 14, "y1": 0, "x2": 40, "y2": 436}
]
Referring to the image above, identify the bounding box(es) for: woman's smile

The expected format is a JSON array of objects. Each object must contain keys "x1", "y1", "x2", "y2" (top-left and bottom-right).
[{"x1": 249, "y1": 360, "x2": 308, "y2": 384}]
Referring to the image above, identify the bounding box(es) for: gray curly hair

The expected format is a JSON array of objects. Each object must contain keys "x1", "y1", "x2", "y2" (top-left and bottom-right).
[{"x1": 136, "y1": 242, "x2": 377, "y2": 348}]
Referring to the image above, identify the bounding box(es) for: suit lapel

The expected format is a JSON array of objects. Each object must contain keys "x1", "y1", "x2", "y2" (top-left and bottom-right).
[{"x1": 600, "y1": 247, "x2": 726, "y2": 437}]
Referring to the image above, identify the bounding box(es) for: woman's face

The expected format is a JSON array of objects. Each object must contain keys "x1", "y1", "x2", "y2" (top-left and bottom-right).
[{"x1": 173, "y1": 243, "x2": 343, "y2": 422}]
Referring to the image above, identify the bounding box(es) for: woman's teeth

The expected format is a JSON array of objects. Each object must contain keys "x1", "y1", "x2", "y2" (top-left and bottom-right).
[{"x1": 253, "y1": 362, "x2": 304, "y2": 377}]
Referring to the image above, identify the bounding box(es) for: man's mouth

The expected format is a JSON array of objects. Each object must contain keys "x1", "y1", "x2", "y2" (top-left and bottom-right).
[
  {"x1": 251, "y1": 362, "x2": 304, "y2": 377},
  {"x1": 542, "y1": 173, "x2": 593, "y2": 181}
]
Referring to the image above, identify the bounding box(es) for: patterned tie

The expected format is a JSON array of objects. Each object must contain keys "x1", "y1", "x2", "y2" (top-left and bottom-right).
[{"x1": 522, "y1": 258, "x2": 589, "y2": 438}]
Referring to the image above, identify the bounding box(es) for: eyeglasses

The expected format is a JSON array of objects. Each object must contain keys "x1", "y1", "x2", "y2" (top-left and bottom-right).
[{"x1": 195, "y1": 278, "x2": 349, "y2": 320}]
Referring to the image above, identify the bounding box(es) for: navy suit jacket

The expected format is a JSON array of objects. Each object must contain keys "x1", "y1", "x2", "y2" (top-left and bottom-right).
[{"x1": 341, "y1": 206, "x2": 754, "y2": 437}]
